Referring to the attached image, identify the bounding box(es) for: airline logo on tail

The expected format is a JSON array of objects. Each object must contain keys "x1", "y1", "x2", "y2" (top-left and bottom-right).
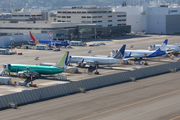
[
  {"x1": 156, "y1": 39, "x2": 168, "y2": 52},
  {"x1": 113, "y1": 44, "x2": 126, "y2": 59},
  {"x1": 29, "y1": 31, "x2": 39, "y2": 44},
  {"x1": 58, "y1": 51, "x2": 69, "y2": 68},
  {"x1": 148, "y1": 39, "x2": 168, "y2": 57}
]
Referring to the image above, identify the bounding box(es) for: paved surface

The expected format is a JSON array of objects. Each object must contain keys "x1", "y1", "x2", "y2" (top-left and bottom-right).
[
  {"x1": 0, "y1": 34, "x2": 179, "y2": 95},
  {"x1": 0, "y1": 72, "x2": 179, "y2": 120}
]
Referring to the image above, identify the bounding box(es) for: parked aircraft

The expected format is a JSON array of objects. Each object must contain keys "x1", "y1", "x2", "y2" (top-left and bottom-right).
[
  {"x1": 29, "y1": 31, "x2": 69, "y2": 47},
  {"x1": 111, "y1": 39, "x2": 168, "y2": 59},
  {"x1": 2, "y1": 52, "x2": 69, "y2": 77},
  {"x1": 149, "y1": 42, "x2": 180, "y2": 53},
  {"x1": 69, "y1": 44, "x2": 128, "y2": 67}
]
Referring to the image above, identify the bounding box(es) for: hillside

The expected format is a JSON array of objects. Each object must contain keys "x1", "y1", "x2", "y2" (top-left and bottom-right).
[{"x1": 0, "y1": 0, "x2": 178, "y2": 10}]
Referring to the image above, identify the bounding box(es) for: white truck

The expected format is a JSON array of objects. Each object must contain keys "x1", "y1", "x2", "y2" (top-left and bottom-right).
[
  {"x1": 69, "y1": 41, "x2": 85, "y2": 46},
  {"x1": 34, "y1": 44, "x2": 50, "y2": 50}
]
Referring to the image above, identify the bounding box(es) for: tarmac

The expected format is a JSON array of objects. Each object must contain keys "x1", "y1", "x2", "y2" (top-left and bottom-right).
[
  {"x1": 0, "y1": 70, "x2": 179, "y2": 120},
  {"x1": 0, "y1": 34, "x2": 179, "y2": 96}
]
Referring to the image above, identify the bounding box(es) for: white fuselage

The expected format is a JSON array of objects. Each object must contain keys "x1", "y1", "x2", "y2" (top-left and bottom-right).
[
  {"x1": 70, "y1": 56, "x2": 125, "y2": 65},
  {"x1": 125, "y1": 50, "x2": 155, "y2": 58},
  {"x1": 150, "y1": 44, "x2": 180, "y2": 52}
]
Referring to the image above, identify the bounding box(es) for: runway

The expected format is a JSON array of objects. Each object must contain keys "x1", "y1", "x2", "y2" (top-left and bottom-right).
[{"x1": 0, "y1": 72, "x2": 179, "y2": 120}]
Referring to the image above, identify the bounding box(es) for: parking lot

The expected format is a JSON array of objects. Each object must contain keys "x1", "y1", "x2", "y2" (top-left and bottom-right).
[{"x1": 0, "y1": 34, "x2": 179, "y2": 96}]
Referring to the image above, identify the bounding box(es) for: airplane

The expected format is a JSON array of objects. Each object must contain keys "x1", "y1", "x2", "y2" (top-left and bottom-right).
[
  {"x1": 69, "y1": 44, "x2": 128, "y2": 67},
  {"x1": 2, "y1": 51, "x2": 69, "y2": 77},
  {"x1": 29, "y1": 31, "x2": 69, "y2": 47},
  {"x1": 149, "y1": 42, "x2": 180, "y2": 53},
  {"x1": 111, "y1": 39, "x2": 168, "y2": 60}
]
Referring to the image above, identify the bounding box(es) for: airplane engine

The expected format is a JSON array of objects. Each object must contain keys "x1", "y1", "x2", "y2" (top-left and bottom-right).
[{"x1": 77, "y1": 62, "x2": 86, "y2": 67}]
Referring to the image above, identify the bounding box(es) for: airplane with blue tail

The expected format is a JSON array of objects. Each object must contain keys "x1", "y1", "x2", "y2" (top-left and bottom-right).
[
  {"x1": 69, "y1": 44, "x2": 128, "y2": 67},
  {"x1": 112, "y1": 39, "x2": 168, "y2": 59},
  {"x1": 29, "y1": 31, "x2": 69, "y2": 47}
]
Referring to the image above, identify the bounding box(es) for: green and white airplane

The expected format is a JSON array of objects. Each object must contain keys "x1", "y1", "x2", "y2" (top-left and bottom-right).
[{"x1": 2, "y1": 51, "x2": 69, "y2": 76}]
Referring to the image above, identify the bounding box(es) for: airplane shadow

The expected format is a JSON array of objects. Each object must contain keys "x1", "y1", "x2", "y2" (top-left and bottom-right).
[
  {"x1": 22, "y1": 75, "x2": 72, "y2": 83},
  {"x1": 83, "y1": 64, "x2": 133, "y2": 71},
  {"x1": 144, "y1": 57, "x2": 176, "y2": 63},
  {"x1": 173, "y1": 53, "x2": 180, "y2": 57},
  {"x1": 84, "y1": 35, "x2": 151, "y2": 42},
  {"x1": 97, "y1": 66, "x2": 131, "y2": 71}
]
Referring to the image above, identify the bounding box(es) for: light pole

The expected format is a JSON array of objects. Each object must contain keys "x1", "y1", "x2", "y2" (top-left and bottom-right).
[
  {"x1": 69, "y1": 33, "x2": 73, "y2": 48},
  {"x1": 30, "y1": 71, "x2": 33, "y2": 85},
  {"x1": 95, "y1": 28, "x2": 96, "y2": 40},
  {"x1": 71, "y1": 33, "x2": 73, "y2": 41},
  {"x1": 50, "y1": 32, "x2": 52, "y2": 40},
  {"x1": 80, "y1": 31, "x2": 82, "y2": 41},
  {"x1": 34, "y1": 57, "x2": 39, "y2": 65},
  {"x1": 144, "y1": 53, "x2": 148, "y2": 65},
  {"x1": 10, "y1": 34, "x2": 14, "y2": 51},
  {"x1": 95, "y1": 61, "x2": 99, "y2": 74},
  {"x1": 110, "y1": 29, "x2": 111, "y2": 37}
]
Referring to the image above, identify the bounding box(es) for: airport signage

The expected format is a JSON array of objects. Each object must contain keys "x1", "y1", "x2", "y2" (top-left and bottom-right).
[{"x1": 168, "y1": 10, "x2": 178, "y2": 14}]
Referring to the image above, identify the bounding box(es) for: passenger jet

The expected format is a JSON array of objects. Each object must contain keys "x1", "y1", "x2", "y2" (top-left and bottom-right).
[
  {"x1": 29, "y1": 31, "x2": 69, "y2": 47},
  {"x1": 111, "y1": 39, "x2": 168, "y2": 59},
  {"x1": 2, "y1": 52, "x2": 69, "y2": 76},
  {"x1": 149, "y1": 42, "x2": 180, "y2": 53},
  {"x1": 69, "y1": 44, "x2": 128, "y2": 67}
]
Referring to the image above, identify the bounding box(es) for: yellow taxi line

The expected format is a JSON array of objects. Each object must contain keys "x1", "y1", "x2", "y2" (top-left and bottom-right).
[
  {"x1": 122, "y1": 100, "x2": 180, "y2": 120},
  {"x1": 169, "y1": 115, "x2": 180, "y2": 120},
  {"x1": 78, "y1": 89, "x2": 180, "y2": 120}
]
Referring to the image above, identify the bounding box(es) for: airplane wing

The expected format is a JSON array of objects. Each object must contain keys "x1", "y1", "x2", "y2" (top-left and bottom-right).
[
  {"x1": 17, "y1": 71, "x2": 39, "y2": 77},
  {"x1": 82, "y1": 59, "x2": 96, "y2": 66},
  {"x1": 85, "y1": 61, "x2": 96, "y2": 66},
  {"x1": 124, "y1": 53, "x2": 141, "y2": 59},
  {"x1": 126, "y1": 54, "x2": 142, "y2": 60},
  {"x1": 167, "y1": 48, "x2": 176, "y2": 53}
]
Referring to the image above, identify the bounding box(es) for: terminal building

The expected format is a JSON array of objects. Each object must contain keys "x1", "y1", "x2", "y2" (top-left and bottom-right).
[
  {"x1": 0, "y1": 5, "x2": 131, "y2": 41},
  {"x1": 114, "y1": 2, "x2": 180, "y2": 34},
  {"x1": 57, "y1": 5, "x2": 130, "y2": 39}
]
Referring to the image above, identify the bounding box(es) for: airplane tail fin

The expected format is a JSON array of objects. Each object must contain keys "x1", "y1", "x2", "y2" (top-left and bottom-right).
[
  {"x1": 113, "y1": 44, "x2": 126, "y2": 59},
  {"x1": 29, "y1": 31, "x2": 39, "y2": 44},
  {"x1": 155, "y1": 39, "x2": 168, "y2": 52},
  {"x1": 57, "y1": 51, "x2": 69, "y2": 67}
]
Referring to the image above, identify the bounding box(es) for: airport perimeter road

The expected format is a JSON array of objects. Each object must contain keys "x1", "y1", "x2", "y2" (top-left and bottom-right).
[{"x1": 0, "y1": 72, "x2": 180, "y2": 120}]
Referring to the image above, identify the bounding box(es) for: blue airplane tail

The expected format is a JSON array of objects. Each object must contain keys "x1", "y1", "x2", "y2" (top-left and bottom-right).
[
  {"x1": 148, "y1": 39, "x2": 168, "y2": 57},
  {"x1": 155, "y1": 39, "x2": 168, "y2": 52},
  {"x1": 113, "y1": 44, "x2": 126, "y2": 59}
]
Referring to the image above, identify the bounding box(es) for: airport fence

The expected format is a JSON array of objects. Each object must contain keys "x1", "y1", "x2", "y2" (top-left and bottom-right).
[{"x1": 0, "y1": 61, "x2": 180, "y2": 109}]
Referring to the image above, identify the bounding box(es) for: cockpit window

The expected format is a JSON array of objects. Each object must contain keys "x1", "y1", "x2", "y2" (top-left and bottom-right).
[{"x1": 3, "y1": 65, "x2": 6, "y2": 68}]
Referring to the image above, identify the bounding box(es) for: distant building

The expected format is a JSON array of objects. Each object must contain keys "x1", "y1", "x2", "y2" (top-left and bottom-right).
[
  {"x1": 114, "y1": 2, "x2": 180, "y2": 34},
  {"x1": 11, "y1": 6, "x2": 48, "y2": 21},
  {"x1": 0, "y1": 13, "x2": 11, "y2": 19},
  {"x1": 57, "y1": 5, "x2": 127, "y2": 27},
  {"x1": 57, "y1": 5, "x2": 131, "y2": 38},
  {"x1": 0, "y1": 5, "x2": 131, "y2": 42}
]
